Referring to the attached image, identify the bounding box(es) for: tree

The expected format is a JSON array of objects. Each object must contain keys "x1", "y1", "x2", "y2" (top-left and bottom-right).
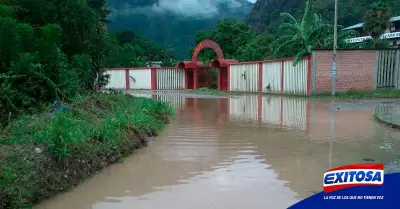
[
  {"x1": 236, "y1": 32, "x2": 275, "y2": 61},
  {"x1": 271, "y1": 1, "x2": 331, "y2": 65},
  {"x1": 190, "y1": 19, "x2": 253, "y2": 62},
  {"x1": 363, "y1": 2, "x2": 392, "y2": 48}
]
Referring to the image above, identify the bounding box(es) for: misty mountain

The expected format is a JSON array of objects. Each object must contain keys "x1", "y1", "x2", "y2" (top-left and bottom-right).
[{"x1": 106, "y1": 0, "x2": 254, "y2": 59}]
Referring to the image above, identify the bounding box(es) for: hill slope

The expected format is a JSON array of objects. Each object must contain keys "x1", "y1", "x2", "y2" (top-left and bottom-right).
[
  {"x1": 247, "y1": 0, "x2": 400, "y2": 35},
  {"x1": 107, "y1": 0, "x2": 254, "y2": 59}
]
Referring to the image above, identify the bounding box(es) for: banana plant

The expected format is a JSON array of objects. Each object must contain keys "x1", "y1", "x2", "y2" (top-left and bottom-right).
[{"x1": 272, "y1": 1, "x2": 331, "y2": 66}]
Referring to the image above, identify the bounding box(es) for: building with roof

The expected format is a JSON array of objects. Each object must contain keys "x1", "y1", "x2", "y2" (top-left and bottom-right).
[{"x1": 344, "y1": 16, "x2": 400, "y2": 47}]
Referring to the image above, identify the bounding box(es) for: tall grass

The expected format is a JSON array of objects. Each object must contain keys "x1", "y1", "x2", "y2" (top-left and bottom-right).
[{"x1": 0, "y1": 93, "x2": 174, "y2": 208}]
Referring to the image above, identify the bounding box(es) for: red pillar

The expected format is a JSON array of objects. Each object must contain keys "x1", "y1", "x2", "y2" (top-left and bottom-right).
[
  {"x1": 151, "y1": 67, "x2": 157, "y2": 90},
  {"x1": 306, "y1": 56, "x2": 312, "y2": 95},
  {"x1": 186, "y1": 70, "x2": 189, "y2": 90},
  {"x1": 227, "y1": 65, "x2": 230, "y2": 91},
  {"x1": 217, "y1": 67, "x2": 221, "y2": 90},
  {"x1": 258, "y1": 62, "x2": 263, "y2": 92},
  {"x1": 125, "y1": 68, "x2": 130, "y2": 90},
  {"x1": 257, "y1": 95, "x2": 262, "y2": 124},
  {"x1": 280, "y1": 61, "x2": 285, "y2": 93},
  {"x1": 193, "y1": 68, "x2": 198, "y2": 90}
]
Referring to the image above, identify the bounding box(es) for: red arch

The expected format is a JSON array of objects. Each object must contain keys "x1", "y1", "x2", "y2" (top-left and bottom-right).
[{"x1": 191, "y1": 40, "x2": 224, "y2": 63}]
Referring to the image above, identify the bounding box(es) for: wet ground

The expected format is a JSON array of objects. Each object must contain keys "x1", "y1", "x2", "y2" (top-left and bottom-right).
[{"x1": 35, "y1": 92, "x2": 400, "y2": 209}]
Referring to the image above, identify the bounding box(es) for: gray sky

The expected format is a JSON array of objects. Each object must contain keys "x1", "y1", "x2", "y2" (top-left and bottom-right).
[{"x1": 111, "y1": 0, "x2": 256, "y2": 18}]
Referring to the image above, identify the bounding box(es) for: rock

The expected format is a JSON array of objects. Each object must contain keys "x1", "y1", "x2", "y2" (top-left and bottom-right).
[
  {"x1": 34, "y1": 148, "x2": 42, "y2": 154},
  {"x1": 109, "y1": 156, "x2": 117, "y2": 163},
  {"x1": 64, "y1": 175, "x2": 68, "y2": 179}
]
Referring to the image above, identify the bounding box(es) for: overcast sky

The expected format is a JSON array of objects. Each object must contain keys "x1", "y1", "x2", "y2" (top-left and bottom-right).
[{"x1": 110, "y1": 0, "x2": 257, "y2": 18}]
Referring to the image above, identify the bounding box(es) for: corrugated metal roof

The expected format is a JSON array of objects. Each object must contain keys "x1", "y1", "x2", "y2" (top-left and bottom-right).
[
  {"x1": 343, "y1": 23, "x2": 364, "y2": 30},
  {"x1": 343, "y1": 16, "x2": 400, "y2": 31},
  {"x1": 390, "y1": 16, "x2": 400, "y2": 22}
]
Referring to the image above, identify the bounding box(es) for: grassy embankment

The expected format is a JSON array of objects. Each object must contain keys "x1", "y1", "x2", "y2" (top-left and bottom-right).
[
  {"x1": 0, "y1": 92, "x2": 174, "y2": 209},
  {"x1": 188, "y1": 88, "x2": 400, "y2": 99}
]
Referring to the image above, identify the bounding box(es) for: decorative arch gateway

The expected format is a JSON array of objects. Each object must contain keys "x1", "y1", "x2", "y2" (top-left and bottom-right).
[{"x1": 176, "y1": 40, "x2": 238, "y2": 91}]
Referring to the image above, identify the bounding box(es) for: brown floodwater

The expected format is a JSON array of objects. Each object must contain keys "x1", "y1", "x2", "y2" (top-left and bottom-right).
[{"x1": 35, "y1": 94, "x2": 400, "y2": 209}]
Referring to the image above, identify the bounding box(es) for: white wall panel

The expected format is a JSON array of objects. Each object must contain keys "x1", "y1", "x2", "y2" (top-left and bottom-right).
[
  {"x1": 105, "y1": 70, "x2": 126, "y2": 89},
  {"x1": 262, "y1": 62, "x2": 282, "y2": 93},
  {"x1": 229, "y1": 63, "x2": 259, "y2": 92},
  {"x1": 157, "y1": 68, "x2": 185, "y2": 90},
  {"x1": 129, "y1": 68, "x2": 151, "y2": 89}
]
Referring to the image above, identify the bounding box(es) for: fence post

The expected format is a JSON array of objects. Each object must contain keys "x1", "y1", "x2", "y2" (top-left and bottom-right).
[
  {"x1": 258, "y1": 62, "x2": 263, "y2": 92},
  {"x1": 217, "y1": 67, "x2": 221, "y2": 91},
  {"x1": 151, "y1": 67, "x2": 157, "y2": 90},
  {"x1": 227, "y1": 65, "x2": 231, "y2": 91},
  {"x1": 125, "y1": 68, "x2": 130, "y2": 90},
  {"x1": 193, "y1": 68, "x2": 198, "y2": 90},
  {"x1": 280, "y1": 61, "x2": 285, "y2": 93},
  {"x1": 311, "y1": 51, "x2": 317, "y2": 94},
  {"x1": 374, "y1": 51, "x2": 379, "y2": 89},
  {"x1": 307, "y1": 56, "x2": 312, "y2": 95},
  {"x1": 395, "y1": 50, "x2": 400, "y2": 89}
]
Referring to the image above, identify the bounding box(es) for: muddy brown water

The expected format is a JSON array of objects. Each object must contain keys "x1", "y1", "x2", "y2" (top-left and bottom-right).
[{"x1": 35, "y1": 94, "x2": 400, "y2": 209}]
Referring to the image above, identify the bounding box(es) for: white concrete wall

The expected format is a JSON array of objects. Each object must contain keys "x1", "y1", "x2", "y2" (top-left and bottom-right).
[
  {"x1": 129, "y1": 68, "x2": 151, "y2": 89},
  {"x1": 229, "y1": 96, "x2": 259, "y2": 122},
  {"x1": 105, "y1": 69, "x2": 126, "y2": 89},
  {"x1": 229, "y1": 63, "x2": 259, "y2": 92},
  {"x1": 283, "y1": 59, "x2": 308, "y2": 95},
  {"x1": 157, "y1": 68, "x2": 185, "y2": 90},
  {"x1": 261, "y1": 96, "x2": 281, "y2": 125},
  {"x1": 262, "y1": 62, "x2": 282, "y2": 93}
]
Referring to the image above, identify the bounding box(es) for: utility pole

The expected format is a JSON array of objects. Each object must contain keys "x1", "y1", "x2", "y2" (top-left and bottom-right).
[{"x1": 332, "y1": 0, "x2": 338, "y2": 96}]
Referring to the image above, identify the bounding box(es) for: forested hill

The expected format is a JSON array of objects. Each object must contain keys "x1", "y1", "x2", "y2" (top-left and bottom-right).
[
  {"x1": 106, "y1": 0, "x2": 254, "y2": 59},
  {"x1": 247, "y1": 0, "x2": 400, "y2": 35}
]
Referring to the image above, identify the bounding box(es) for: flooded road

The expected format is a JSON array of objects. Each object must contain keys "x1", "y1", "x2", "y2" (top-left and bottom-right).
[{"x1": 35, "y1": 94, "x2": 400, "y2": 209}]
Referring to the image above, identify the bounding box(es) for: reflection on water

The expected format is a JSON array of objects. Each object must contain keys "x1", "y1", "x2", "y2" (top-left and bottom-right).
[{"x1": 35, "y1": 94, "x2": 400, "y2": 209}]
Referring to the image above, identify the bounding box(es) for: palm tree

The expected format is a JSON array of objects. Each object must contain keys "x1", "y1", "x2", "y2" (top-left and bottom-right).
[
  {"x1": 363, "y1": 2, "x2": 392, "y2": 48},
  {"x1": 272, "y1": 1, "x2": 330, "y2": 66}
]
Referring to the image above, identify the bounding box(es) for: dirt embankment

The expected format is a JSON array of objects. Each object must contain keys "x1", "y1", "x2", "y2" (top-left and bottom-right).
[{"x1": 0, "y1": 92, "x2": 174, "y2": 209}]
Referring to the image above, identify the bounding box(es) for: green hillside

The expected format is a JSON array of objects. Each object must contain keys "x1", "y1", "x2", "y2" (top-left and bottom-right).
[
  {"x1": 106, "y1": 0, "x2": 254, "y2": 59},
  {"x1": 247, "y1": 0, "x2": 400, "y2": 35}
]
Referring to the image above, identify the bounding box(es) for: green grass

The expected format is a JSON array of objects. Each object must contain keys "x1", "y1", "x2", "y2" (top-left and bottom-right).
[
  {"x1": 0, "y1": 92, "x2": 174, "y2": 209},
  {"x1": 186, "y1": 88, "x2": 228, "y2": 96},
  {"x1": 310, "y1": 89, "x2": 400, "y2": 99}
]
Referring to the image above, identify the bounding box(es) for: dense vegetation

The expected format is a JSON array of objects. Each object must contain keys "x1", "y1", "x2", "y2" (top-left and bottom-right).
[
  {"x1": 107, "y1": 0, "x2": 254, "y2": 59},
  {"x1": 0, "y1": 0, "x2": 173, "y2": 121},
  {"x1": 0, "y1": 93, "x2": 174, "y2": 208},
  {"x1": 0, "y1": 1, "x2": 176, "y2": 208},
  {"x1": 105, "y1": 0, "x2": 399, "y2": 59},
  {"x1": 190, "y1": 1, "x2": 391, "y2": 66},
  {"x1": 106, "y1": 30, "x2": 176, "y2": 67},
  {"x1": 247, "y1": 0, "x2": 400, "y2": 35}
]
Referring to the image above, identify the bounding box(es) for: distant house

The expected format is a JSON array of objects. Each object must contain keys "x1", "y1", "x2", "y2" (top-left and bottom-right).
[
  {"x1": 147, "y1": 61, "x2": 163, "y2": 67},
  {"x1": 343, "y1": 16, "x2": 400, "y2": 47}
]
